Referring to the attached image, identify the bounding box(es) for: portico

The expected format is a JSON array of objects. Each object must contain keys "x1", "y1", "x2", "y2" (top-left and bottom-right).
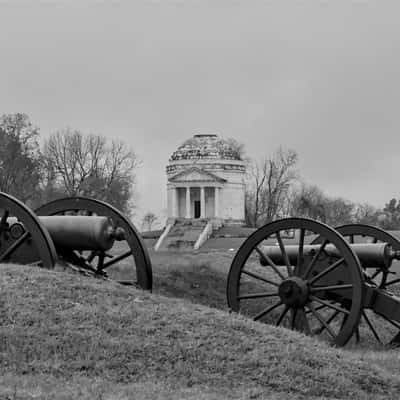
[
  {"x1": 168, "y1": 167, "x2": 225, "y2": 219},
  {"x1": 170, "y1": 185, "x2": 222, "y2": 219}
]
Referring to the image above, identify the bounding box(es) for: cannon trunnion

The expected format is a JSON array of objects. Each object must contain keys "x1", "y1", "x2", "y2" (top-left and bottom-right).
[
  {"x1": 0, "y1": 192, "x2": 152, "y2": 290},
  {"x1": 227, "y1": 217, "x2": 400, "y2": 347}
]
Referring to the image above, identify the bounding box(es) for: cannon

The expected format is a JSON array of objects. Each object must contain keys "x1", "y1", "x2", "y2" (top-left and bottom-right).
[
  {"x1": 227, "y1": 217, "x2": 400, "y2": 347},
  {"x1": 0, "y1": 192, "x2": 152, "y2": 290}
]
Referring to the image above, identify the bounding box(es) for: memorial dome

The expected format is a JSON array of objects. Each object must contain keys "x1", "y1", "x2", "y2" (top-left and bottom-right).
[{"x1": 169, "y1": 134, "x2": 243, "y2": 161}]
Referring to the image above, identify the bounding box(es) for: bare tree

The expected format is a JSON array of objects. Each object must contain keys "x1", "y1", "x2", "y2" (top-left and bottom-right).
[
  {"x1": 380, "y1": 198, "x2": 400, "y2": 229},
  {"x1": 0, "y1": 113, "x2": 43, "y2": 204},
  {"x1": 245, "y1": 148, "x2": 298, "y2": 227},
  {"x1": 43, "y1": 128, "x2": 139, "y2": 214},
  {"x1": 353, "y1": 202, "x2": 381, "y2": 226},
  {"x1": 290, "y1": 182, "x2": 355, "y2": 226},
  {"x1": 324, "y1": 197, "x2": 354, "y2": 226},
  {"x1": 290, "y1": 183, "x2": 327, "y2": 222},
  {"x1": 142, "y1": 212, "x2": 158, "y2": 231}
]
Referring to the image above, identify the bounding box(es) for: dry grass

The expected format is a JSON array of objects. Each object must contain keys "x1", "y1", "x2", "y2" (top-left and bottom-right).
[{"x1": 1, "y1": 260, "x2": 400, "y2": 399}]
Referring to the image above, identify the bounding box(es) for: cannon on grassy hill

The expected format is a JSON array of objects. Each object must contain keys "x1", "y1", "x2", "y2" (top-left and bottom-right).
[
  {"x1": 0, "y1": 192, "x2": 152, "y2": 290},
  {"x1": 227, "y1": 218, "x2": 400, "y2": 347}
]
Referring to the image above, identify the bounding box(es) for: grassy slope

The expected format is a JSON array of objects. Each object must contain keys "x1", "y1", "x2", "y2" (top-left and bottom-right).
[{"x1": 1, "y1": 265, "x2": 400, "y2": 399}]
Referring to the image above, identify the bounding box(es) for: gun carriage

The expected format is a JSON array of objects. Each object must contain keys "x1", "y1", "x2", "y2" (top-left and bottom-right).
[
  {"x1": 227, "y1": 218, "x2": 400, "y2": 347},
  {"x1": 0, "y1": 192, "x2": 152, "y2": 290}
]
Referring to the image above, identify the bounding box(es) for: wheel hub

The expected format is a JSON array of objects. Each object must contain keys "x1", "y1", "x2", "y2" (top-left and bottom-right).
[{"x1": 278, "y1": 276, "x2": 309, "y2": 307}]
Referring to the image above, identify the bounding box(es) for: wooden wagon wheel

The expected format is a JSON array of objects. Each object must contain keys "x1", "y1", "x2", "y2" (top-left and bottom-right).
[
  {"x1": 313, "y1": 224, "x2": 400, "y2": 346},
  {"x1": 36, "y1": 197, "x2": 152, "y2": 291},
  {"x1": 0, "y1": 192, "x2": 57, "y2": 269},
  {"x1": 227, "y1": 218, "x2": 365, "y2": 347}
]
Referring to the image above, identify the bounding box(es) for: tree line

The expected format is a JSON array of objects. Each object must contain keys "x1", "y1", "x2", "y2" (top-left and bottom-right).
[
  {"x1": 0, "y1": 113, "x2": 138, "y2": 215},
  {"x1": 245, "y1": 147, "x2": 400, "y2": 230},
  {"x1": 2, "y1": 112, "x2": 400, "y2": 230}
]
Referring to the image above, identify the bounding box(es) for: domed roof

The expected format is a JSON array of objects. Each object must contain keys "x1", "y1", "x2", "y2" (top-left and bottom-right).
[{"x1": 170, "y1": 134, "x2": 243, "y2": 161}]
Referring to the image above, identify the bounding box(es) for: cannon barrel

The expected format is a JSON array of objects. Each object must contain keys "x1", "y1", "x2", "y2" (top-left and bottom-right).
[
  {"x1": 7, "y1": 216, "x2": 116, "y2": 251},
  {"x1": 259, "y1": 243, "x2": 392, "y2": 270}
]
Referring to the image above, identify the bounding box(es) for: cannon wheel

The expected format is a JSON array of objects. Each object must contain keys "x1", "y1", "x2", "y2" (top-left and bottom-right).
[
  {"x1": 0, "y1": 192, "x2": 57, "y2": 269},
  {"x1": 36, "y1": 197, "x2": 152, "y2": 291},
  {"x1": 227, "y1": 217, "x2": 365, "y2": 347},
  {"x1": 313, "y1": 224, "x2": 400, "y2": 346}
]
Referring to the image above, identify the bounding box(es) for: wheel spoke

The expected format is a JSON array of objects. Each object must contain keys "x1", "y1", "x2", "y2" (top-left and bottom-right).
[
  {"x1": 237, "y1": 291, "x2": 279, "y2": 300},
  {"x1": 0, "y1": 210, "x2": 9, "y2": 233},
  {"x1": 97, "y1": 253, "x2": 105, "y2": 271},
  {"x1": 241, "y1": 269, "x2": 280, "y2": 287},
  {"x1": 385, "y1": 278, "x2": 400, "y2": 287},
  {"x1": 294, "y1": 228, "x2": 305, "y2": 276},
  {"x1": 310, "y1": 284, "x2": 353, "y2": 293},
  {"x1": 86, "y1": 251, "x2": 97, "y2": 264},
  {"x1": 308, "y1": 258, "x2": 345, "y2": 285},
  {"x1": 305, "y1": 303, "x2": 327, "y2": 314},
  {"x1": 340, "y1": 313, "x2": 348, "y2": 330},
  {"x1": 369, "y1": 269, "x2": 382, "y2": 280},
  {"x1": 255, "y1": 246, "x2": 285, "y2": 280},
  {"x1": 362, "y1": 311, "x2": 382, "y2": 344},
  {"x1": 375, "y1": 312, "x2": 400, "y2": 330},
  {"x1": 291, "y1": 308, "x2": 298, "y2": 328},
  {"x1": 302, "y1": 239, "x2": 329, "y2": 279},
  {"x1": 276, "y1": 231, "x2": 293, "y2": 276},
  {"x1": 253, "y1": 300, "x2": 283, "y2": 321},
  {"x1": 307, "y1": 302, "x2": 336, "y2": 339},
  {"x1": 355, "y1": 327, "x2": 360, "y2": 343},
  {"x1": 276, "y1": 306, "x2": 290, "y2": 326},
  {"x1": 314, "y1": 310, "x2": 340, "y2": 335},
  {"x1": 102, "y1": 250, "x2": 132, "y2": 269},
  {"x1": 309, "y1": 295, "x2": 350, "y2": 315},
  {"x1": 291, "y1": 308, "x2": 311, "y2": 333},
  {"x1": 0, "y1": 231, "x2": 30, "y2": 261}
]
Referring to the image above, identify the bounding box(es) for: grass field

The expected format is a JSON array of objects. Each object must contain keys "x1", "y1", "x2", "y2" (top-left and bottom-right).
[{"x1": 2, "y1": 239, "x2": 400, "y2": 399}]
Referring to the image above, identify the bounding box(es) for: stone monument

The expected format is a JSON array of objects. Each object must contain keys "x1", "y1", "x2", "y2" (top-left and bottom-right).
[
  {"x1": 155, "y1": 134, "x2": 246, "y2": 251},
  {"x1": 166, "y1": 133, "x2": 246, "y2": 223}
]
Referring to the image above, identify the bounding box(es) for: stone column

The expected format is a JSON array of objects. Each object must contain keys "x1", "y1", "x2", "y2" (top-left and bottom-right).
[
  {"x1": 171, "y1": 187, "x2": 177, "y2": 217},
  {"x1": 214, "y1": 187, "x2": 219, "y2": 218},
  {"x1": 200, "y1": 186, "x2": 206, "y2": 218},
  {"x1": 185, "y1": 187, "x2": 191, "y2": 218}
]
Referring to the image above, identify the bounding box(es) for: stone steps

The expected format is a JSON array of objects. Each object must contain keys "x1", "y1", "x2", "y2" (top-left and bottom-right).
[{"x1": 157, "y1": 219, "x2": 208, "y2": 251}]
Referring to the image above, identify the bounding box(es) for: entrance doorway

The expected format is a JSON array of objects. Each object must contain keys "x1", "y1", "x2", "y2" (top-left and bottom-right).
[{"x1": 194, "y1": 201, "x2": 201, "y2": 218}]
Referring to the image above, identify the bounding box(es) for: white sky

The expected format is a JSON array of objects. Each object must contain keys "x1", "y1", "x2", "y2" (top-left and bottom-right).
[{"x1": 1, "y1": 1, "x2": 400, "y2": 226}]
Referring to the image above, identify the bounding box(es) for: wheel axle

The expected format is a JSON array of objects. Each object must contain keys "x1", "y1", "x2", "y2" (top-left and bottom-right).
[{"x1": 278, "y1": 277, "x2": 309, "y2": 307}]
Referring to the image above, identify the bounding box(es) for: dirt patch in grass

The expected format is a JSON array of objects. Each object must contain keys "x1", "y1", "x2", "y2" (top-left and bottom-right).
[{"x1": 1, "y1": 265, "x2": 400, "y2": 399}]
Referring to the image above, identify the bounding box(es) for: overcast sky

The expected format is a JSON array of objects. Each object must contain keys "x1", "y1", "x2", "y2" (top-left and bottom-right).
[{"x1": 1, "y1": 1, "x2": 400, "y2": 225}]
